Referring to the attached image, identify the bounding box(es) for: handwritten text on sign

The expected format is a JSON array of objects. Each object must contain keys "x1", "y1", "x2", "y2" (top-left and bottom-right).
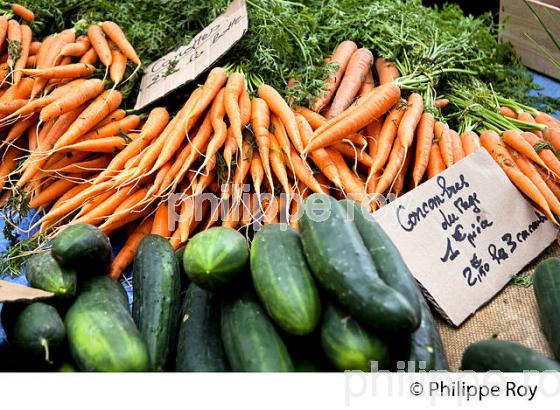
[
  {"x1": 134, "y1": 0, "x2": 248, "y2": 110},
  {"x1": 373, "y1": 149, "x2": 558, "y2": 325}
]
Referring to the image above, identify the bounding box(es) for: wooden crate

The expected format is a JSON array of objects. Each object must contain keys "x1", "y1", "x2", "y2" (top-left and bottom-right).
[{"x1": 500, "y1": 0, "x2": 560, "y2": 79}]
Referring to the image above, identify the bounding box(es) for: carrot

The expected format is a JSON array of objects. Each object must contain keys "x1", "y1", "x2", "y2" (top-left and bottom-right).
[
  {"x1": 375, "y1": 57, "x2": 400, "y2": 84},
  {"x1": 223, "y1": 89, "x2": 251, "y2": 171},
  {"x1": 64, "y1": 136, "x2": 128, "y2": 153},
  {"x1": 29, "y1": 178, "x2": 78, "y2": 209},
  {"x1": 101, "y1": 21, "x2": 141, "y2": 65},
  {"x1": 4, "y1": 112, "x2": 37, "y2": 144},
  {"x1": 6, "y1": 19, "x2": 21, "y2": 73},
  {"x1": 59, "y1": 36, "x2": 91, "y2": 59},
  {"x1": 305, "y1": 82, "x2": 401, "y2": 154},
  {"x1": 376, "y1": 138, "x2": 406, "y2": 194},
  {"x1": 392, "y1": 149, "x2": 412, "y2": 197},
  {"x1": 499, "y1": 106, "x2": 517, "y2": 119},
  {"x1": 231, "y1": 140, "x2": 252, "y2": 204},
  {"x1": 327, "y1": 149, "x2": 366, "y2": 203},
  {"x1": 502, "y1": 129, "x2": 549, "y2": 171},
  {"x1": 296, "y1": 107, "x2": 327, "y2": 130},
  {"x1": 326, "y1": 48, "x2": 373, "y2": 119},
  {"x1": 11, "y1": 3, "x2": 35, "y2": 23},
  {"x1": 332, "y1": 142, "x2": 373, "y2": 167},
  {"x1": 370, "y1": 103, "x2": 406, "y2": 173},
  {"x1": 100, "y1": 204, "x2": 152, "y2": 236},
  {"x1": 0, "y1": 17, "x2": 7, "y2": 53},
  {"x1": 435, "y1": 122, "x2": 453, "y2": 168},
  {"x1": 13, "y1": 23, "x2": 31, "y2": 85},
  {"x1": 151, "y1": 203, "x2": 172, "y2": 237},
  {"x1": 80, "y1": 114, "x2": 140, "y2": 142},
  {"x1": 398, "y1": 93, "x2": 423, "y2": 149},
  {"x1": 79, "y1": 47, "x2": 98, "y2": 65},
  {"x1": 110, "y1": 218, "x2": 153, "y2": 279},
  {"x1": 110, "y1": 50, "x2": 127, "y2": 85},
  {"x1": 97, "y1": 108, "x2": 127, "y2": 128},
  {"x1": 40, "y1": 78, "x2": 104, "y2": 122},
  {"x1": 480, "y1": 130, "x2": 554, "y2": 221},
  {"x1": 0, "y1": 99, "x2": 28, "y2": 114},
  {"x1": 270, "y1": 114, "x2": 291, "y2": 158},
  {"x1": 365, "y1": 118, "x2": 382, "y2": 194},
  {"x1": 224, "y1": 72, "x2": 244, "y2": 149},
  {"x1": 251, "y1": 97, "x2": 274, "y2": 189},
  {"x1": 53, "y1": 89, "x2": 122, "y2": 150},
  {"x1": 427, "y1": 142, "x2": 446, "y2": 179},
  {"x1": 450, "y1": 129, "x2": 465, "y2": 163},
  {"x1": 523, "y1": 131, "x2": 560, "y2": 177},
  {"x1": 258, "y1": 84, "x2": 303, "y2": 153},
  {"x1": 312, "y1": 40, "x2": 357, "y2": 112},
  {"x1": 29, "y1": 41, "x2": 41, "y2": 56},
  {"x1": 295, "y1": 113, "x2": 341, "y2": 187},
  {"x1": 74, "y1": 186, "x2": 135, "y2": 226},
  {"x1": 49, "y1": 156, "x2": 112, "y2": 174},
  {"x1": 358, "y1": 69, "x2": 375, "y2": 98},
  {"x1": 269, "y1": 132, "x2": 290, "y2": 195},
  {"x1": 434, "y1": 98, "x2": 449, "y2": 109},
  {"x1": 535, "y1": 112, "x2": 560, "y2": 129},
  {"x1": 21, "y1": 63, "x2": 96, "y2": 79},
  {"x1": 412, "y1": 112, "x2": 435, "y2": 186},
  {"x1": 543, "y1": 127, "x2": 560, "y2": 151},
  {"x1": 50, "y1": 183, "x2": 90, "y2": 212},
  {"x1": 0, "y1": 143, "x2": 22, "y2": 190},
  {"x1": 460, "y1": 130, "x2": 481, "y2": 156},
  {"x1": 285, "y1": 148, "x2": 326, "y2": 194},
  {"x1": 251, "y1": 155, "x2": 264, "y2": 199},
  {"x1": 510, "y1": 148, "x2": 560, "y2": 216},
  {"x1": 87, "y1": 24, "x2": 112, "y2": 67},
  {"x1": 518, "y1": 111, "x2": 543, "y2": 138},
  {"x1": 536, "y1": 166, "x2": 560, "y2": 201}
]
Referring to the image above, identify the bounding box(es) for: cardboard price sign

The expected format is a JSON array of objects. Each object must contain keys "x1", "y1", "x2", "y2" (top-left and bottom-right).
[
  {"x1": 134, "y1": 0, "x2": 248, "y2": 110},
  {"x1": 373, "y1": 149, "x2": 558, "y2": 326},
  {"x1": 0, "y1": 280, "x2": 53, "y2": 303}
]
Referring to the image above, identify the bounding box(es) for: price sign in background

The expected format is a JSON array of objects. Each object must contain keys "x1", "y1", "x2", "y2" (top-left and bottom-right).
[
  {"x1": 373, "y1": 149, "x2": 558, "y2": 326},
  {"x1": 134, "y1": 0, "x2": 248, "y2": 110}
]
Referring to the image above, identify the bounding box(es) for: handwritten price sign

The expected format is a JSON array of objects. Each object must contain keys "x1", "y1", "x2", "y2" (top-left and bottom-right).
[{"x1": 374, "y1": 149, "x2": 558, "y2": 325}]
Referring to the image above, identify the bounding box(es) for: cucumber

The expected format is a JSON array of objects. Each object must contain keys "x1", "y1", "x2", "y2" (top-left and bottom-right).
[
  {"x1": 175, "y1": 283, "x2": 228, "y2": 372},
  {"x1": 65, "y1": 276, "x2": 149, "y2": 372},
  {"x1": 461, "y1": 339, "x2": 560, "y2": 372},
  {"x1": 10, "y1": 302, "x2": 66, "y2": 365},
  {"x1": 534, "y1": 258, "x2": 560, "y2": 359},
  {"x1": 52, "y1": 224, "x2": 112, "y2": 275},
  {"x1": 132, "y1": 235, "x2": 181, "y2": 371},
  {"x1": 221, "y1": 291, "x2": 294, "y2": 372},
  {"x1": 26, "y1": 251, "x2": 77, "y2": 299},
  {"x1": 299, "y1": 194, "x2": 418, "y2": 332},
  {"x1": 250, "y1": 224, "x2": 321, "y2": 335},
  {"x1": 183, "y1": 227, "x2": 248, "y2": 291},
  {"x1": 340, "y1": 199, "x2": 421, "y2": 323},
  {"x1": 320, "y1": 303, "x2": 389, "y2": 371},
  {"x1": 408, "y1": 293, "x2": 448, "y2": 371},
  {"x1": 176, "y1": 246, "x2": 190, "y2": 290}
]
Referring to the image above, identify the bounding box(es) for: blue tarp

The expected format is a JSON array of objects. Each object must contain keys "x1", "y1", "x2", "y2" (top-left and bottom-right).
[{"x1": 1, "y1": 72, "x2": 560, "y2": 349}]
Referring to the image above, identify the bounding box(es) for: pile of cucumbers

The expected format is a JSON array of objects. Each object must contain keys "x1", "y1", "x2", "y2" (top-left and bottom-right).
[{"x1": 3, "y1": 193, "x2": 557, "y2": 372}]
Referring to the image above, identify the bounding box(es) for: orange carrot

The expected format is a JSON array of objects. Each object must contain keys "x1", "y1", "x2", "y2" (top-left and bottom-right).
[
  {"x1": 101, "y1": 21, "x2": 141, "y2": 65},
  {"x1": 535, "y1": 112, "x2": 560, "y2": 129},
  {"x1": 375, "y1": 57, "x2": 400, "y2": 84},
  {"x1": 306, "y1": 82, "x2": 401, "y2": 154},
  {"x1": 6, "y1": 19, "x2": 21, "y2": 73},
  {"x1": 499, "y1": 106, "x2": 517, "y2": 118},
  {"x1": 0, "y1": 99, "x2": 28, "y2": 114},
  {"x1": 11, "y1": 4, "x2": 34, "y2": 22},
  {"x1": 0, "y1": 17, "x2": 7, "y2": 53},
  {"x1": 40, "y1": 78, "x2": 104, "y2": 122},
  {"x1": 110, "y1": 50, "x2": 127, "y2": 84},
  {"x1": 481, "y1": 130, "x2": 554, "y2": 221},
  {"x1": 151, "y1": 203, "x2": 172, "y2": 237},
  {"x1": 358, "y1": 69, "x2": 375, "y2": 97},
  {"x1": 327, "y1": 149, "x2": 366, "y2": 203},
  {"x1": 435, "y1": 122, "x2": 453, "y2": 168},
  {"x1": 332, "y1": 142, "x2": 373, "y2": 167},
  {"x1": 536, "y1": 167, "x2": 560, "y2": 201},
  {"x1": 53, "y1": 89, "x2": 122, "y2": 150},
  {"x1": 523, "y1": 131, "x2": 560, "y2": 177},
  {"x1": 518, "y1": 111, "x2": 543, "y2": 138},
  {"x1": 434, "y1": 98, "x2": 449, "y2": 109},
  {"x1": 365, "y1": 118, "x2": 383, "y2": 194},
  {"x1": 392, "y1": 149, "x2": 412, "y2": 197},
  {"x1": 79, "y1": 47, "x2": 99, "y2": 65},
  {"x1": 312, "y1": 40, "x2": 358, "y2": 112},
  {"x1": 285, "y1": 148, "x2": 326, "y2": 194},
  {"x1": 59, "y1": 36, "x2": 91, "y2": 59},
  {"x1": 81, "y1": 114, "x2": 140, "y2": 142},
  {"x1": 251, "y1": 97, "x2": 274, "y2": 189},
  {"x1": 543, "y1": 127, "x2": 560, "y2": 151},
  {"x1": 258, "y1": 84, "x2": 303, "y2": 153},
  {"x1": 87, "y1": 24, "x2": 112, "y2": 67},
  {"x1": 370, "y1": 103, "x2": 406, "y2": 173},
  {"x1": 460, "y1": 130, "x2": 481, "y2": 156},
  {"x1": 412, "y1": 112, "x2": 435, "y2": 186},
  {"x1": 269, "y1": 132, "x2": 290, "y2": 195},
  {"x1": 376, "y1": 138, "x2": 406, "y2": 194},
  {"x1": 49, "y1": 156, "x2": 112, "y2": 174},
  {"x1": 296, "y1": 107, "x2": 327, "y2": 130},
  {"x1": 13, "y1": 23, "x2": 31, "y2": 85},
  {"x1": 251, "y1": 155, "x2": 264, "y2": 198},
  {"x1": 427, "y1": 142, "x2": 445, "y2": 179},
  {"x1": 21, "y1": 63, "x2": 96, "y2": 79},
  {"x1": 450, "y1": 129, "x2": 465, "y2": 163},
  {"x1": 502, "y1": 129, "x2": 548, "y2": 171},
  {"x1": 398, "y1": 93, "x2": 423, "y2": 149},
  {"x1": 4, "y1": 112, "x2": 37, "y2": 144},
  {"x1": 270, "y1": 114, "x2": 291, "y2": 158},
  {"x1": 224, "y1": 72, "x2": 244, "y2": 149},
  {"x1": 326, "y1": 48, "x2": 373, "y2": 118},
  {"x1": 29, "y1": 178, "x2": 78, "y2": 209},
  {"x1": 203, "y1": 89, "x2": 228, "y2": 172},
  {"x1": 64, "y1": 136, "x2": 128, "y2": 153},
  {"x1": 0, "y1": 143, "x2": 22, "y2": 190},
  {"x1": 109, "y1": 218, "x2": 153, "y2": 279}
]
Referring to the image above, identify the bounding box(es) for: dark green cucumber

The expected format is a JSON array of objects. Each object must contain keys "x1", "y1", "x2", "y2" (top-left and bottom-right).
[
  {"x1": 26, "y1": 251, "x2": 77, "y2": 299},
  {"x1": 299, "y1": 194, "x2": 417, "y2": 332},
  {"x1": 10, "y1": 302, "x2": 66, "y2": 365},
  {"x1": 250, "y1": 224, "x2": 321, "y2": 335},
  {"x1": 65, "y1": 276, "x2": 149, "y2": 372},
  {"x1": 52, "y1": 224, "x2": 112, "y2": 275},
  {"x1": 320, "y1": 304, "x2": 389, "y2": 371},
  {"x1": 340, "y1": 199, "x2": 421, "y2": 323},
  {"x1": 461, "y1": 339, "x2": 560, "y2": 372},
  {"x1": 221, "y1": 291, "x2": 294, "y2": 372},
  {"x1": 175, "y1": 283, "x2": 228, "y2": 372},
  {"x1": 183, "y1": 227, "x2": 248, "y2": 291},
  {"x1": 408, "y1": 293, "x2": 448, "y2": 371},
  {"x1": 534, "y1": 258, "x2": 560, "y2": 359},
  {"x1": 133, "y1": 234, "x2": 181, "y2": 371},
  {"x1": 176, "y1": 246, "x2": 190, "y2": 290}
]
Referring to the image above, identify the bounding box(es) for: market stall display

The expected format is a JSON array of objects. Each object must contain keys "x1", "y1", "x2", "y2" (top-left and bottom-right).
[{"x1": 1, "y1": 0, "x2": 560, "y2": 372}]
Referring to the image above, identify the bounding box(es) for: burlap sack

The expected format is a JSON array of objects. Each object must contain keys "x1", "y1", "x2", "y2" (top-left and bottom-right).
[{"x1": 437, "y1": 241, "x2": 560, "y2": 370}]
